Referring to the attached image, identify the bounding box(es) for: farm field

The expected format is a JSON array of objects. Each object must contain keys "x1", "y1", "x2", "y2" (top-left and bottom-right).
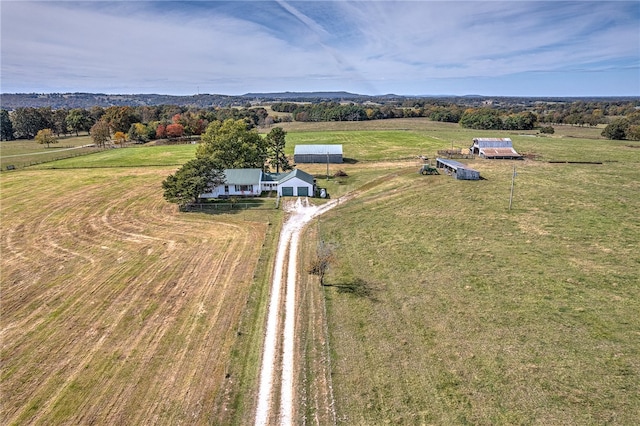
[
  {"x1": 34, "y1": 144, "x2": 198, "y2": 169},
  {"x1": 0, "y1": 165, "x2": 280, "y2": 425},
  {"x1": 2, "y1": 118, "x2": 639, "y2": 424},
  {"x1": 296, "y1": 125, "x2": 640, "y2": 424},
  {"x1": 0, "y1": 135, "x2": 104, "y2": 170}
]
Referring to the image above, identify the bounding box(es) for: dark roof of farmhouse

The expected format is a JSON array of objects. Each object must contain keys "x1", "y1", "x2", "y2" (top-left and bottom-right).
[{"x1": 294, "y1": 144, "x2": 343, "y2": 155}]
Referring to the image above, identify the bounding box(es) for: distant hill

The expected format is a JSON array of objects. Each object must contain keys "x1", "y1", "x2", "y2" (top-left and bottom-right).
[
  {"x1": 0, "y1": 93, "x2": 240, "y2": 110},
  {"x1": 1, "y1": 91, "x2": 636, "y2": 110},
  {"x1": 0, "y1": 91, "x2": 409, "y2": 109},
  {"x1": 243, "y1": 91, "x2": 375, "y2": 100},
  {"x1": 243, "y1": 91, "x2": 361, "y2": 99}
]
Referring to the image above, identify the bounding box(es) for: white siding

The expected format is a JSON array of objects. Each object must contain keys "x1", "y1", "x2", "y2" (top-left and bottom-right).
[{"x1": 277, "y1": 177, "x2": 314, "y2": 197}]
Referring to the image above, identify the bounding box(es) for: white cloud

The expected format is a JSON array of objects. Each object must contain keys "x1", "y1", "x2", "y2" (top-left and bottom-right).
[{"x1": 1, "y1": 1, "x2": 638, "y2": 96}]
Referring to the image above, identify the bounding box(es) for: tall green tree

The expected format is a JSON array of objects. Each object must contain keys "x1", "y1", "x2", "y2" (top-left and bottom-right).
[
  {"x1": 265, "y1": 127, "x2": 292, "y2": 173},
  {"x1": 503, "y1": 112, "x2": 537, "y2": 130},
  {"x1": 35, "y1": 128, "x2": 58, "y2": 148},
  {"x1": 90, "y1": 120, "x2": 111, "y2": 147},
  {"x1": 128, "y1": 122, "x2": 151, "y2": 143},
  {"x1": 601, "y1": 118, "x2": 630, "y2": 140},
  {"x1": 52, "y1": 109, "x2": 69, "y2": 137},
  {"x1": 1, "y1": 109, "x2": 14, "y2": 140},
  {"x1": 196, "y1": 119, "x2": 267, "y2": 169},
  {"x1": 459, "y1": 108, "x2": 504, "y2": 130},
  {"x1": 66, "y1": 108, "x2": 93, "y2": 136},
  {"x1": 103, "y1": 106, "x2": 140, "y2": 133},
  {"x1": 89, "y1": 106, "x2": 105, "y2": 123},
  {"x1": 162, "y1": 157, "x2": 225, "y2": 207},
  {"x1": 10, "y1": 107, "x2": 49, "y2": 139}
]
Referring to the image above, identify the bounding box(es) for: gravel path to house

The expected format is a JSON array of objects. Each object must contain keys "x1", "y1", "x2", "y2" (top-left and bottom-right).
[{"x1": 255, "y1": 197, "x2": 341, "y2": 426}]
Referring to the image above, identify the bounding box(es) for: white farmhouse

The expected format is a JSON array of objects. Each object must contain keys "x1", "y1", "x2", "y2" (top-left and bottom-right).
[
  {"x1": 199, "y1": 168, "x2": 316, "y2": 199},
  {"x1": 200, "y1": 169, "x2": 263, "y2": 199}
]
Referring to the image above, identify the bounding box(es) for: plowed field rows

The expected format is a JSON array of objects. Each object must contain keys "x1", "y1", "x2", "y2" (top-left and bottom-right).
[{"x1": 1, "y1": 168, "x2": 266, "y2": 425}]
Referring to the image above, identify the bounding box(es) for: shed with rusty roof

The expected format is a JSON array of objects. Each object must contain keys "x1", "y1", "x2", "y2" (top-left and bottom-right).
[{"x1": 471, "y1": 138, "x2": 522, "y2": 159}]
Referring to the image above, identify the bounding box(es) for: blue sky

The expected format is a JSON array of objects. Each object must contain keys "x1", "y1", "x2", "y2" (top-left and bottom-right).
[{"x1": 1, "y1": 1, "x2": 639, "y2": 96}]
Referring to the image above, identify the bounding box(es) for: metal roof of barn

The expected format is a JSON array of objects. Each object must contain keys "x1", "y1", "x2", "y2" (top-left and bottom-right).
[
  {"x1": 436, "y1": 158, "x2": 478, "y2": 172},
  {"x1": 222, "y1": 169, "x2": 263, "y2": 185},
  {"x1": 473, "y1": 138, "x2": 513, "y2": 148},
  {"x1": 480, "y1": 147, "x2": 521, "y2": 157},
  {"x1": 294, "y1": 144, "x2": 343, "y2": 155}
]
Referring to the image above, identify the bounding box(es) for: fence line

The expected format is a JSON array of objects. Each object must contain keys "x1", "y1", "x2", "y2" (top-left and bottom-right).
[
  {"x1": 2, "y1": 147, "x2": 110, "y2": 172},
  {"x1": 185, "y1": 202, "x2": 277, "y2": 212}
]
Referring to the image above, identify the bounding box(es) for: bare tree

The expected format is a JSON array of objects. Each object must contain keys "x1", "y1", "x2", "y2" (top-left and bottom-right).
[{"x1": 308, "y1": 241, "x2": 336, "y2": 286}]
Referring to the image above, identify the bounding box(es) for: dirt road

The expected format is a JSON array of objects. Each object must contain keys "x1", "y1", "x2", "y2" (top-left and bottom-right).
[{"x1": 255, "y1": 197, "x2": 340, "y2": 425}]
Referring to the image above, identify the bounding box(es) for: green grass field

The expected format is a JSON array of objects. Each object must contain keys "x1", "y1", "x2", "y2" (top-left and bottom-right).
[
  {"x1": 2, "y1": 119, "x2": 638, "y2": 424},
  {"x1": 32, "y1": 144, "x2": 198, "y2": 169},
  {"x1": 307, "y1": 125, "x2": 640, "y2": 424},
  {"x1": 0, "y1": 135, "x2": 103, "y2": 170}
]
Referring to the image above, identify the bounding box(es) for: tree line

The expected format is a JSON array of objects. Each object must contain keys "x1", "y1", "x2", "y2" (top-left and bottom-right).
[
  {"x1": 270, "y1": 99, "x2": 640, "y2": 138},
  {"x1": 2, "y1": 98, "x2": 639, "y2": 143},
  {"x1": 0, "y1": 105, "x2": 282, "y2": 143}
]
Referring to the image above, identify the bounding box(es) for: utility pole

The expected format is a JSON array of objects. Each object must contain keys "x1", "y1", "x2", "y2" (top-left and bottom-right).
[
  {"x1": 326, "y1": 152, "x2": 329, "y2": 180},
  {"x1": 509, "y1": 165, "x2": 516, "y2": 210}
]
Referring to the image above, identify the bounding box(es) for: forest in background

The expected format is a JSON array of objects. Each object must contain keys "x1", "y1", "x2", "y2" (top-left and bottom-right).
[{"x1": 1, "y1": 93, "x2": 639, "y2": 142}]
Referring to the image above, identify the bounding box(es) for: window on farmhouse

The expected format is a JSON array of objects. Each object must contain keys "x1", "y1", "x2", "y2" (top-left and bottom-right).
[{"x1": 235, "y1": 185, "x2": 251, "y2": 191}]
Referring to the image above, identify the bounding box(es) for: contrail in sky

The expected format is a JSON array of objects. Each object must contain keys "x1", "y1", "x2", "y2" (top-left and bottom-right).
[{"x1": 275, "y1": 0, "x2": 379, "y2": 93}]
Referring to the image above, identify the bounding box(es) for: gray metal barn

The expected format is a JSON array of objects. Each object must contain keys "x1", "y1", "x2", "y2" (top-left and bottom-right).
[
  {"x1": 294, "y1": 144, "x2": 343, "y2": 164},
  {"x1": 470, "y1": 138, "x2": 522, "y2": 159},
  {"x1": 436, "y1": 158, "x2": 480, "y2": 180}
]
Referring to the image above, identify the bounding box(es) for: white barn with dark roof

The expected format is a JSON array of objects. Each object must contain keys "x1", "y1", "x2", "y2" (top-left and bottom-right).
[
  {"x1": 294, "y1": 144, "x2": 343, "y2": 164},
  {"x1": 471, "y1": 138, "x2": 522, "y2": 159}
]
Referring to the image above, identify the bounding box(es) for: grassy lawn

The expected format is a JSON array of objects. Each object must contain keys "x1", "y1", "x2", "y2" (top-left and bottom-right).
[
  {"x1": 310, "y1": 136, "x2": 640, "y2": 424},
  {"x1": 32, "y1": 144, "x2": 197, "y2": 169},
  {"x1": 282, "y1": 119, "x2": 636, "y2": 164},
  {"x1": 0, "y1": 135, "x2": 100, "y2": 170}
]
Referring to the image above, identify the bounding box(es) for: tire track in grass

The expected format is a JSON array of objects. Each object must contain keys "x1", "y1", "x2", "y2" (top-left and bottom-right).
[
  {"x1": 255, "y1": 197, "x2": 340, "y2": 425},
  {"x1": 2, "y1": 169, "x2": 270, "y2": 424}
]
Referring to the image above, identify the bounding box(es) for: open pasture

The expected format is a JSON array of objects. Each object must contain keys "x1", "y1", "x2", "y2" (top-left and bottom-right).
[
  {"x1": 0, "y1": 136, "x2": 101, "y2": 170},
  {"x1": 32, "y1": 144, "x2": 197, "y2": 169},
  {"x1": 2, "y1": 118, "x2": 638, "y2": 425},
  {"x1": 279, "y1": 118, "x2": 636, "y2": 165},
  {"x1": 0, "y1": 166, "x2": 274, "y2": 425},
  {"x1": 303, "y1": 132, "x2": 640, "y2": 424}
]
